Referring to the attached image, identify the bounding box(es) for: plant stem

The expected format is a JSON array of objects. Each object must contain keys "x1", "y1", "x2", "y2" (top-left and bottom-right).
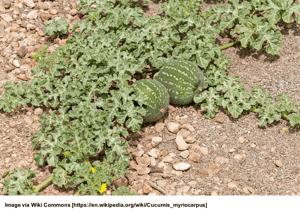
[
  {"x1": 33, "y1": 176, "x2": 53, "y2": 193},
  {"x1": 219, "y1": 40, "x2": 241, "y2": 50}
]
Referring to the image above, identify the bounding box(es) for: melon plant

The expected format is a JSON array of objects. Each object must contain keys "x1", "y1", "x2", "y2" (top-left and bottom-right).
[
  {"x1": 153, "y1": 59, "x2": 205, "y2": 105},
  {"x1": 131, "y1": 79, "x2": 169, "y2": 123}
]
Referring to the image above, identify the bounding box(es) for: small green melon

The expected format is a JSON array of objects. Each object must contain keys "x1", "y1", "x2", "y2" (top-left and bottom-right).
[
  {"x1": 153, "y1": 59, "x2": 205, "y2": 105},
  {"x1": 131, "y1": 79, "x2": 169, "y2": 123}
]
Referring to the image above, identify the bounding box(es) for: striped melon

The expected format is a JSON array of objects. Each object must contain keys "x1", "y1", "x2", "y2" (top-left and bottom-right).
[
  {"x1": 131, "y1": 79, "x2": 169, "y2": 123},
  {"x1": 153, "y1": 59, "x2": 205, "y2": 105}
]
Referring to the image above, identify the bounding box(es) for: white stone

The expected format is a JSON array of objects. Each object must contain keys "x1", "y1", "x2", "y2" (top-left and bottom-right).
[
  {"x1": 13, "y1": 60, "x2": 20, "y2": 67},
  {"x1": 173, "y1": 162, "x2": 190, "y2": 171},
  {"x1": 166, "y1": 122, "x2": 180, "y2": 133},
  {"x1": 24, "y1": 0, "x2": 35, "y2": 8},
  {"x1": 175, "y1": 135, "x2": 189, "y2": 151},
  {"x1": 27, "y1": 11, "x2": 37, "y2": 19},
  {"x1": 1, "y1": 14, "x2": 13, "y2": 23}
]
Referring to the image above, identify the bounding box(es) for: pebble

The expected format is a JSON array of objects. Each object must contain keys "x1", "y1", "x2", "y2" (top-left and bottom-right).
[
  {"x1": 275, "y1": 160, "x2": 283, "y2": 167},
  {"x1": 175, "y1": 135, "x2": 189, "y2": 150},
  {"x1": 166, "y1": 122, "x2": 180, "y2": 133},
  {"x1": 172, "y1": 162, "x2": 191, "y2": 171},
  {"x1": 136, "y1": 156, "x2": 151, "y2": 166},
  {"x1": 136, "y1": 165, "x2": 150, "y2": 175},
  {"x1": 234, "y1": 154, "x2": 247, "y2": 160},
  {"x1": 228, "y1": 182, "x2": 237, "y2": 188},
  {"x1": 13, "y1": 60, "x2": 20, "y2": 68},
  {"x1": 151, "y1": 137, "x2": 162, "y2": 146},
  {"x1": 154, "y1": 122, "x2": 165, "y2": 132},
  {"x1": 200, "y1": 147, "x2": 208, "y2": 155},
  {"x1": 27, "y1": 11, "x2": 37, "y2": 19},
  {"x1": 34, "y1": 108, "x2": 43, "y2": 115},
  {"x1": 189, "y1": 152, "x2": 201, "y2": 162},
  {"x1": 148, "y1": 149, "x2": 161, "y2": 158},
  {"x1": 180, "y1": 150, "x2": 189, "y2": 158},
  {"x1": 239, "y1": 136, "x2": 246, "y2": 143}
]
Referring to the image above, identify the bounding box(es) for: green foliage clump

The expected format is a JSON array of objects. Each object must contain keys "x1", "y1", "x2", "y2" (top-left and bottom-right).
[
  {"x1": 1, "y1": 0, "x2": 300, "y2": 196},
  {"x1": 44, "y1": 18, "x2": 69, "y2": 37}
]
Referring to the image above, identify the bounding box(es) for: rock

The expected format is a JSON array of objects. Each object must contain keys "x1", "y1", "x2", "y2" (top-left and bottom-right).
[
  {"x1": 143, "y1": 183, "x2": 153, "y2": 194},
  {"x1": 39, "y1": 11, "x2": 51, "y2": 21},
  {"x1": 70, "y1": 2, "x2": 78, "y2": 9},
  {"x1": 182, "y1": 124, "x2": 195, "y2": 132},
  {"x1": 275, "y1": 160, "x2": 283, "y2": 167},
  {"x1": 150, "y1": 157, "x2": 156, "y2": 166},
  {"x1": 215, "y1": 156, "x2": 229, "y2": 164},
  {"x1": 222, "y1": 187, "x2": 232, "y2": 195},
  {"x1": 13, "y1": 60, "x2": 20, "y2": 68},
  {"x1": 239, "y1": 136, "x2": 246, "y2": 143},
  {"x1": 49, "y1": 9, "x2": 58, "y2": 15},
  {"x1": 131, "y1": 149, "x2": 144, "y2": 158},
  {"x1": 173, "y1": 162, "x2": 190, "y2": 171},
  {"x1": 166, "y1": 122, "x2": 180, "y2": 133},
  {"x1": 156, "y1": 180, "x2": 168, "y2": 188},
  {"x1": 185, "y1": 135, "x2": 196, "y2": 143},
  {"x1": 34, "y1": 108, "x2": 43, "y2": 115},
  {"x1": 180, "y1": 150, "x2": 189, "y2": 158},
  {"x1": 271, "y1": 147, "x2": 276, "y2": 153},
  {"x1": 136, "y1": 156, "x2": 151, "y2": 166},
  {"x1": 200, "y1": 147, "x2": 208, "y2": 155},
  {"x1": 177, "y1": 130, "x2": 190, "y2": 138},
  {"x1": 149, "y1": 165, "x2": 163, "y2": 173},
  {"x1": 215, "y1": 116, "x2": 224, "y2": 123},
  {"x1": 24, "y1": 0, "x2": 35, "y2": 8},
  {"x1": 206, "y1": 164, "x2": 222, "y2": 176},
  {"x1": 70, "y1": 9, "x2": 78, "y2": 16},
  {"x1": 27, "y1": 11, "x2": 37, "y2": 19},
  {"x1": 37, "y1": 2, "x2": 49, "y2": 10},
  {"x1": 4, "y1": 66, "x2": 14, "y2": 72},
  {"x1": 17, "y1": 46, "x2": 28, "y2": 58},
  {"x1": 234, "y1": 154, "x2": 247, "y2": 160},
  {"x1": 154, "y1": 122, "x2": 165, "y2": 133},
  {"x1": 24, "y1": 116, "x2": 34, "y2": 126},
  {"x1": 125, "y1": 172, "x2": 138, "y2": 185},
  {"x1": 167, "y1": 105, "x2": 176, "y2": 114},
  {"x1": 177, "y1": 186, "x2": 190, "y2": 194},
  {"x1": 3, "y1": 0, "x2": 11, "y2": 9},
  {"x1": 113, "y1": 176, "x2": 128, "y2": 187},
  {"x1": 243, "y1": 187, "x2": 255, "y2": 195},
  {"x1": 162, "y1": 155, "x2": 173, "y2": 163},
  {"x1": 1, "y1": 14, "x2": 13, "y2": 23},
  {"x1": 210, "y1": 190, "x2": 219, "y2": 196},
  {"x1": 27, "y1": 23, "x2": 36, "y2": 31},
  {"x1": 151, "y1": 137, "x2": 162, "y2": 147},
  {"x1": 189, "y1": 152, "x2": 201, "y2": 162},
  {"x1": 148, "y1": 149, "x2": 161, "y2": 158},
  {"x1": 136, "y1": 165, "x2": 150, "y2": 175},
  {"x1": 175, "y1": 135, "x2": 189, "y2": 151},
  {"x1": 228, "y1": 182, "x2": 237, "y2": 188},
  {"x1": 196, "y1": 168, "x2": 209, "y2": 178}
]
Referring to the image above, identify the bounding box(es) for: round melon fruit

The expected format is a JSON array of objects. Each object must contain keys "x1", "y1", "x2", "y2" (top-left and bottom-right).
[
  {"x1": 131, "y1": 79, "x2": 169, "y2": 123},
  {"x1": 153, "y1": 59, "x2": 205, "y2": 105}
]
